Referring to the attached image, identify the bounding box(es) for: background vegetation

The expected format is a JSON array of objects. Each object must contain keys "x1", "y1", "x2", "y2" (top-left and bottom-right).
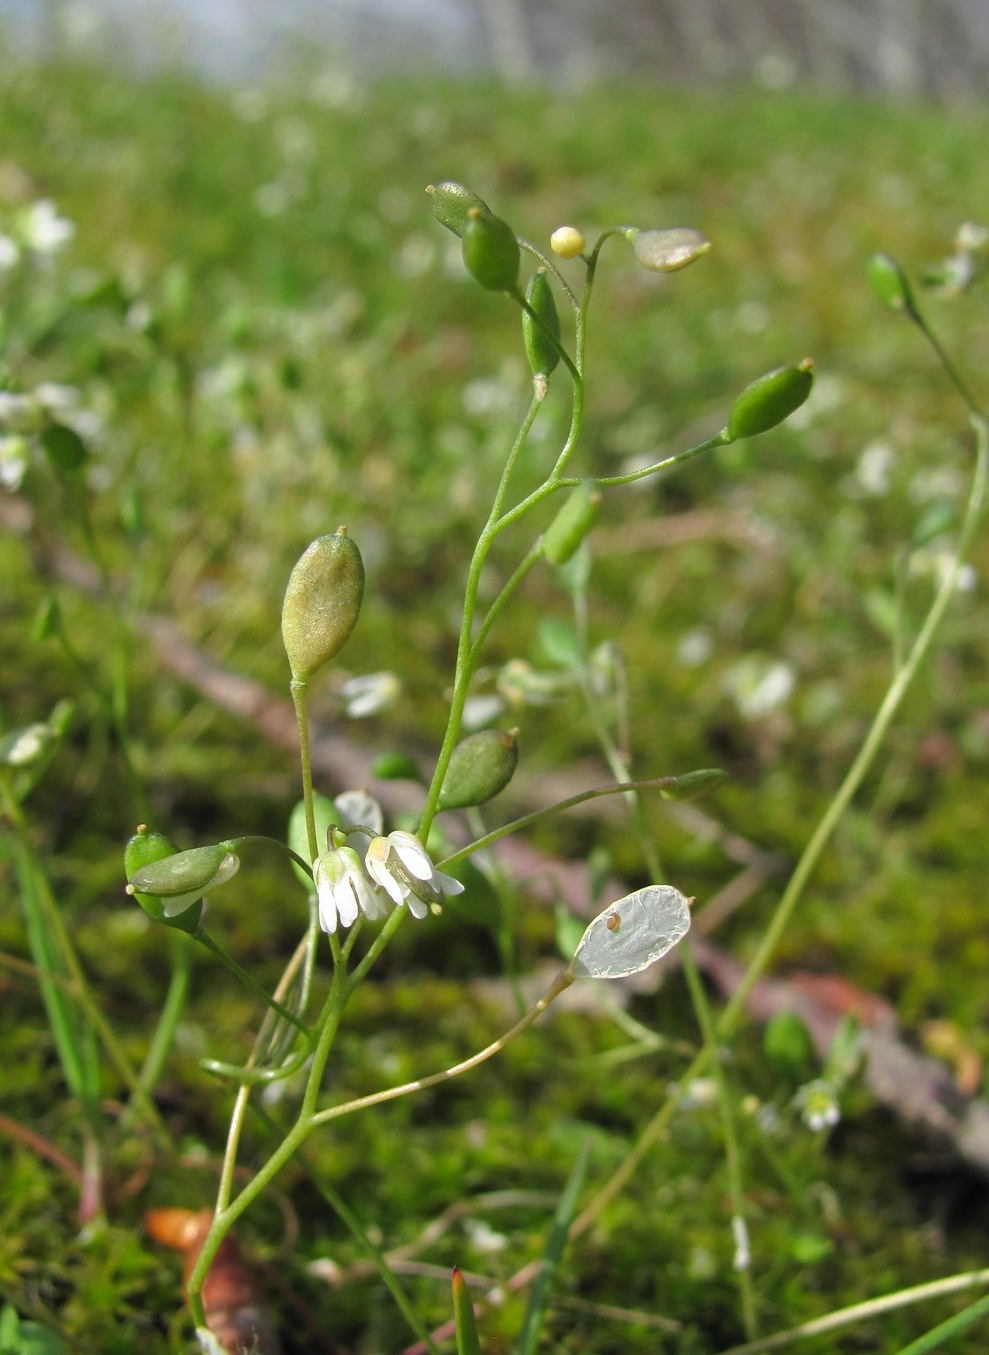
[{"x1": 1, "y1": 47, "x2": 988, "y2": 1353}]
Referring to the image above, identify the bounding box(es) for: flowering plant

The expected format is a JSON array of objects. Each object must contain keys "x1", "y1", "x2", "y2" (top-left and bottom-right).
[{"x1": 118, "y1": 185, "x2": 821, "y2": 1350}]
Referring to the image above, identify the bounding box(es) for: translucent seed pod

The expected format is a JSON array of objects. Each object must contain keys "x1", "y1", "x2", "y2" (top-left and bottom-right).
[
  {"x1": 522, "y1": 268, "x2": 562, "y2": 379},
  {"x1": 461, "y1": 208, "x2": 520, "y2": 293},
  {"x1": 281, "y1": 528, "x2": 365, "y2": 683},
  {"x1": 426, "y1": 181, "x2": 492, "y2": 238},
  {"x1": 629, "y1": 226, "x2": 711, "y2": 273},
  {"x1": 726, "y1": 361, "x2": 813, "y2": 441},
  {"x1": 569, "y1": 885, "x2": 692, "y2": 980},
  {"x1": 543, "y1": 480, "x2": 602, "y2": 566},
  {"x1": 438, "y1": 728, "x2": 519, "y2": 810}
]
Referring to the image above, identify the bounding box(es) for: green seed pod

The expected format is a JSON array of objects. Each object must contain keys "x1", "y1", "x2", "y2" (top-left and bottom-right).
[
  {"x1": 438, "y1": 729, "x2": 519, "y2": 810},
  {"x1": 659, "y1": 768, "x2": 729, "y2": 801},
  {"x1": 866, "y1": 251, "x2": 915, "y2": 313},
  {"x1": 124, "y1": 825, "x2": 202, "y2": 932},
  {"x1": 522, "y1": 269, "x2": 562, "y2": 378},
  {"x1": 726, "y1": 361, "x2": 813, "y2": 442},
  {"x1": 126, "y1": 842, "x2": 238, "y2": 927},
  {"x1": 41, "y1": 421, "x2": 87, "y2": 472},
  {"x1": 543, "y1": 480, "x2": 602, "y2": 566},
  {"x1": 629, "y1": 227, "x2": 711, "y2": 273},
  {"x1": 426, "y1": 181, "x2": 492, "y2": 237},
  {"x1": 371, "y1": 750, "x2": 422, "y2": 782},
  {"x1": 462, "y1": 208, "x2": 520, "y2": 293},
  {"x1": 281, "y1": 529, "x2": 365, "y2": 683}
]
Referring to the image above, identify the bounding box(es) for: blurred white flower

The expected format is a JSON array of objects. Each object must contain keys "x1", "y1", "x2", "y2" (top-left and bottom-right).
[
  {"x1": 0, "y1": 435, "x2": 28, "y2": 490},
  {"x1": 20, "y1": 199, "x2": 75, "y2": 254},
  {"x1": 723, "y1": 655, "x2": 795, "y2": 721},
  {"x1": 340, "y1": 671, "x2": 400, "y2": 719},
  {"x1": 461, "y1": 693, "x2": 506, "y2": 730},
  {"x1": 796, "y1": 1079, "x2": 841, "y2": 1132},
  {"x1": 365, "y1": 830, "x2": 464, "y2": 918},
  {"x1": 0, "y1": 233, "x2": 19, "y2": 270}
]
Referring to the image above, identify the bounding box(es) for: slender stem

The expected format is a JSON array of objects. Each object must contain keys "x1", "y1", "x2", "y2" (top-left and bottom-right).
[
  {"x1": 192, "y1": 927, "x2": 309, "y2": 1035},
  {"x1": 715, "y1": 1266, "x2": 989, "y2": 1355},
  {"x1": 290, "y1": 680, "x2": 318, "y2": 864},
  {"x1": 437, "y1": 777, "x2": 678, "y2": 870},
  {"x1": 573, "y1": 415, "x2": 988, "y2": 1241},
  {"x1": 311, "y1": 970, "x2": 573, "y2": 1128}
]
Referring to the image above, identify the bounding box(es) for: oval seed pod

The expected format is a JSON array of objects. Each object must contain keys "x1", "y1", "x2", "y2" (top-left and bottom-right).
[
  {"x1": 124, "y1": 825, "x2": 203, "y2": 932},
  {"x1": 126, "y1": 843, "x2": 238, "y2": 922},
  {"x1": 569, "y1": 884, "x2": 692, "y2": 980},
  {"x1": 866, "y1": 251, "x2": 915, "y2": 313},
  {"x1": 659, "y1": 768, "x2": 729, "y2": 801},
  {"x1": 630, "y1": 226, "x2": 710, "y2": 273},
  {"x1": 462, "y1": 208, "x2": 520, "y2": 293},
  {"x1": 281, "y1": 529, "x2": 365, "y2": 683},
  {"x1": 522, "y1": 269, "x2": 562, "y2": 378},
  {"x1": 426, "y1": 181, "x2": 492, "y2": 237},
  {"x1": 439, "y1": 728, "x2": 519, "y2": 810},
  {"x1": 543, "y1": 480, "x2": 602, "y2": 566},
  {"x1": 726, "y1": 361, "x2": 813, "y2": 441}
]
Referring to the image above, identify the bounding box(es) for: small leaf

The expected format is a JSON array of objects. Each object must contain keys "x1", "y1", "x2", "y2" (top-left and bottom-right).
[{"x1": 452, "y1": 1267, "x2": 483, "y2": 1355}]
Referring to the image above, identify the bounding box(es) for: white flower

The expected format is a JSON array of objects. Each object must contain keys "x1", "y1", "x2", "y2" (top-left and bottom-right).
[
  {"x1": 20, "y1": 199, "x2": 75, "y2": 254},
  {"x1": 364, "y1": 830, "x2": 464, "y2": 919},
  {"x1": 340, "y1": 670, "x2": 400, "y2": 718},
  {"x1": 0, "y1": 233, "x2": 19, "y2": 270},
  {"x1": 796, "y1": 1079, "x2": 841, "y2": 1132},
  {"x1": 314, "y1": 844, "x2": 389, "y2": 934}
]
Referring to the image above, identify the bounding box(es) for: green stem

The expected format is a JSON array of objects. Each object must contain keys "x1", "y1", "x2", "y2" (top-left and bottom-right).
[
  {"x1": 438, "y1": 777, "x2": 679, "y2": 870},
  {"x1": 191, "y1": 926, "x2": 310, "y2": 1035},
  {"x1": 311, "y1": 969, "x2": 573, "y2": 1128},
  {"x1": 573, "y1": 414, "x2": 987, "y2": 1240}
]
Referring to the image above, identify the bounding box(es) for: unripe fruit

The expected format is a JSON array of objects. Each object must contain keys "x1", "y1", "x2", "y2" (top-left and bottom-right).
[
  {"x1": 543, "y1": 480, "x2": 602, "y2": 566},
  {"x1": 426, "y1": 181, "x2": 492, "y2": 237},
  {"x1": 281, "y1": 529, "x2": 365, "y2": 682},
  {"x1": 726, "y1": 361, "x2": 813, "y2": 441},
  {"x1": 866, "y1": 252, "x2": 915, "y2": 313},
  {"x1": 522, "y1": 269, "x2": 562, "y2": 377},
  {"x1": 124, "y1": 825, "x2": 202, "y2": 932},
  {"x1": 439, "y1": 729, "x2": 519, "y2": 809},
  {"x1": 462, "y1": 208, "x2": 520, "y2": 293}
]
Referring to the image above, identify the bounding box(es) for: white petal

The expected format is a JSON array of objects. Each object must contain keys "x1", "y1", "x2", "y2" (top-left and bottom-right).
[
  {"x1": 388, "y1": 831, "x2": 433, "y2": 881},
  {"x1": 316, "y1": 874, "x2": 338, "y2": 934},
  {"x1": 431, "y1": 866, "x2": 464, "y2": 897},
  {"x1": 403, "y1": 894, "x2": 429, "y2": 920},
  {"x1": 335, "y1": 875, "x2": 361, "y2": 929}
]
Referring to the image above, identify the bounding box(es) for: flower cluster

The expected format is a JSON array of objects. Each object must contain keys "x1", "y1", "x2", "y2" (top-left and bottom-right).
[{"x1": 313, "y1": 816, "x2": 463, "y2": 935}]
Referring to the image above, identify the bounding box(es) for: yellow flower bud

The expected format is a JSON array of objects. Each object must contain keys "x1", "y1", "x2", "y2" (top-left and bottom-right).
[{"x1": 550, "y1": 226, "x2": 586, "y2": 259}]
